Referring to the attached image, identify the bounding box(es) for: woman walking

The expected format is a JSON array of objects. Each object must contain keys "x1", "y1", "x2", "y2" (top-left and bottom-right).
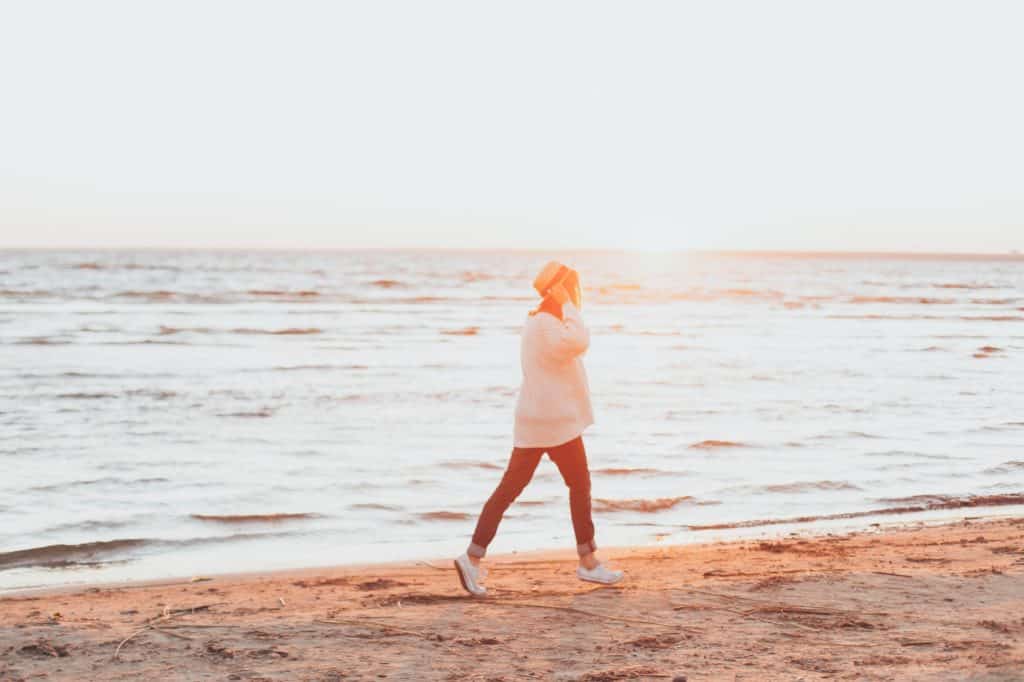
[{"x1": 454, "y1": 261, "x2": 624, "y2": 596}]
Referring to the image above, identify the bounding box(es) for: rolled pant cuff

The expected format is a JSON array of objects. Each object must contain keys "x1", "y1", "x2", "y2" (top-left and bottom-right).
[
  {"x1": 577, "y1": 539, "x2": 597, "y2": 557},
  {"x1": 467, "y1": 542, "x2": 487, "y2": 559}
]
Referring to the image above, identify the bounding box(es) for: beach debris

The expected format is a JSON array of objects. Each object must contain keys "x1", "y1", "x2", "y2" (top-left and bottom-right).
[
  {"x1": 189, "y1": 576, "x2": 212, "y2": 583},
  {"x1": 292, "y1": 577, "x2": 350, "y2": 588},
  {"x1": 479, "y1": 600, "x2": 697, "y2": 633},
  {"x1": 354, "y1": 578, "x2": 408, "y2": 591},
  {"x1": 204, "y1": 640, "x2": 235, "y2": 659},
  {"x1": 316, "y1": 617, "x2": 428, "y2": 638},
  {"x1": 624, "y1": 633, "x2": 687, "y2": 650},
  {"x1": 18, "y1": 640, "x2": 70, "y2": 658},
  {"x1": 113, "y1": 602, "x2": 225, "y2": 660},
  {"x1": 453, "y1": 636, "x2": 501, "y2": 646},
  {"x1": 578, "y1": 665, "x2": 671, "y2": 680}
]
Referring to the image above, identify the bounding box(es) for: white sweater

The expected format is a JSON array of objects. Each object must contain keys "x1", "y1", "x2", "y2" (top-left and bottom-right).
[{"x1": 513, "y1": 302, "x2": 594, "y2": 448}]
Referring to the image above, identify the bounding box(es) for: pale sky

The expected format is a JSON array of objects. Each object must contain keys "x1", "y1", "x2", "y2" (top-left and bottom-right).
[{"x1": 1, "y1": 1, "x2": 1022, "y2": 252}]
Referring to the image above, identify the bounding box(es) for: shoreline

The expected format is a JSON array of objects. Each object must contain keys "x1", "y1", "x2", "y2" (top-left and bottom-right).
[
  {"x1": 2, "y1": 515, "x2": 1022, "y2": 680},
  {"x1": 4, "y1": 500, "x2": 1024, "y2": 599},
  {"x1": 4, "y1": 501, "x2": 1024, "y2": 598}
]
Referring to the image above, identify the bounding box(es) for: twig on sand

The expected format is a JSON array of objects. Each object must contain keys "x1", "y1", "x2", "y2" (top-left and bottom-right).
[
  {"x1": 114, "y1": 626, "x2": 151, "y2": 660},
  {"x1": 777, "y1": 631, "x2": 886, "y2": 648},
  {"x1": 675, "y1": 600, "x2": 888, "y2": 635},
  {"x1": 480, "y1": 600, "x2": 702, "y2": 634},
  {"x1": 316, "y1": 618, "x2": 427, "y2": 637},
  {"x1": 114, "y1": 603, "x2": 226, "y2": 660},
  {"x1": 156, "y1": 623, "x2": 238, "y2": 630},
  {"x1": 145, "y1": 602, "x2": 225, "y2": 624},
  {"x1": 150, "y1": 627, "x2": 194, "y2": 641},
  {"x1": 672, "y1": 603, "x2": 819, "y2": 632},
  {"x1": 318, "y1": 601, "x2": 700, "y2": 639},
  {"x1": 672, "y1": 587, "x2": 888, "y2": 617},
  {"x1": 872, "y1": 571, "x2": 913, "y2": 579},
  {"x1": 744, "y1": 605, "x2": 850, "y2": 617}
]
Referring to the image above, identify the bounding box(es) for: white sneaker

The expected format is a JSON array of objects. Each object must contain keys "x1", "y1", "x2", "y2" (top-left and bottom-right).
[
  {"x1": 577, "y1": 563, "x2": 624, "y2": 585},
  {"x1": 454, "y1": 553, "x2": 487, "y2": 597}
]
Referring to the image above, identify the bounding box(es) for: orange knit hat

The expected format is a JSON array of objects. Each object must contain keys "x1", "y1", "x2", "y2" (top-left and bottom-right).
[
  {"x1": 533, "y1": 261, "x2": 581, "y2": 309},
  {"x1": 533, "y1": 261, "x2": 572, "y2": 298}
]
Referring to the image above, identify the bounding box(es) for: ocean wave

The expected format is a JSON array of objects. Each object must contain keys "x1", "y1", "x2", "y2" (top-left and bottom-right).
[
  {"x1": 863, "y1": 450, "x2": 956, "y2": 460},
  {"x1": 418, "y1": 510, "x2": 473, "y2": 521},
  {"x1": 158, "y1": 325, "x2": 322, "y2": 336},
  {"x1": 0, "y1": 289, "x2": 59, "y2": 299},
  {"x1": 812, "y1": 431, "x2": 884, "y2": 441},
  {"x1": 349, "y1": 503, "x2": 403, "y2": 511},
  {"x1": 850, "y1": 296, "x2": 955, "y2": 305},
  {"x1": 689, "y1": 440, "x2": 748, "y2": 450},
  {"x1": 760, "y1": 480, "x2": 862, "y2": 494},
  {"x1": 688, "y1": 493, "x2": 1024, "y2": 531},
  {"x1": 261, "y1": 364, "x2": 368, "y2": 372},
  {"x1": 963, "y1": 315, "x2": 1024, "y2": 322},
  {"x1": 934, "y1": 282, "x2": 998, "y2": 289},
  {"x1": 191, "y1": 513, "x2": 320, "y2": 523},
  {"x1": 217, "y1": 408, "x2": 276, "y2": 418},
  {"x1": 42, "y1": 518, "x2": 136, "y2": 534},
  {"x1": 247, "y1": 289, "x2": 320, "y2": 297},
  {"x1": 30, "y1": 477, "x2": 169, "y2": 492},
  {"x1": 116, "y1": 290, "x2": 178, "y2": 300},
  {"x1": 0, "y1": 528, "x2": 326, "y2": 571},
  {"x1": 394, "y1": 296, "x2": 453, "y2": 303},
  {"x1": 14, "y1": 337, "x2": 71, "y2": 346},
  {"x1": 593, "y1": 467, "x2": 679, "y2": 476},
  {"x1": 70, "y1": 262, "x2": 181, "y2": 272},
  {"x1": 96, "y1": 339, "x2": 192, "y2": 346},
  {"x1": 125, "y1": 389, "x2": 177, "y2": 400},
  {"x1": 235, "y1": 327, "x2": 322, "y2": 335},
  {"x1": 874, "y1": 494, "x2": 956, "y2": 505},
  {"x1": 975, "y1": 345, "x2": 1004, "y2": 357},
  {"x1": 439, "y1": 460, "x2": 503, "y2": 471},
  {"x1": 593, "y1": 496, "x2": 708, "y2": 513},
  {"x1": 158, "y1": 325, "x2": 208, "y2": 335},
  {"x1": 460, "y1": 271, "x2": 496, "y2": 282},
  {"x1": 984, "y1": 461, "x2": 1024, "y2": 475},
  {"x1": 0, "y1": 539, "x2": 147, "y2": 570},
  {"x1": 110, "y1": 291, "x2": 231, "y2": 303},
  {"x1": 368, "y1": 279, "x2": 405, "y2": 288},
  {"x1": 441, "y1": 327, "x2": 480, "y2": 336}
]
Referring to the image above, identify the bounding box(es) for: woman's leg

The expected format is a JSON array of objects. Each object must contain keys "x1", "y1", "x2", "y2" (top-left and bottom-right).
[
  {"x1": 547, "y1": 436, "x2": 597, "y2": 560},
  {"x1": 467, "y1": 447, "x2": 544, "y2": 560}
]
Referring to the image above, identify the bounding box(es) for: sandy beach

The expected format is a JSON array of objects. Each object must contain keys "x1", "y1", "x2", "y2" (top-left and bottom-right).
[{"x1": 2, "y1": 516, "x2": 1022, "y2": 681}]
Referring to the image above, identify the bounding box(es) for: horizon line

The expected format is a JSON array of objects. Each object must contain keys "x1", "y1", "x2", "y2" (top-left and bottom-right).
[{"x1": 1, "y1": 246, "x2": 1022, "y2": 259}]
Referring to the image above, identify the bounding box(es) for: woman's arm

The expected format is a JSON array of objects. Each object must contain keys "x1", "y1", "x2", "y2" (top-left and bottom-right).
[{"x1": 541, "y1": 301, "x2": 590, "y2": 361}]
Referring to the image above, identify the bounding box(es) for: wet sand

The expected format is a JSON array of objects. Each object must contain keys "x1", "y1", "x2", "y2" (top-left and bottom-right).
[{"x1": 2, "y1": 517, "x2": 1023, "y2": 681}]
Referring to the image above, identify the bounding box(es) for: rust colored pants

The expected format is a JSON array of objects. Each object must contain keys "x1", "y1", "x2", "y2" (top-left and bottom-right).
[{"x1": 467, "y1": 436, "x2": 597, "y2": 558}]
